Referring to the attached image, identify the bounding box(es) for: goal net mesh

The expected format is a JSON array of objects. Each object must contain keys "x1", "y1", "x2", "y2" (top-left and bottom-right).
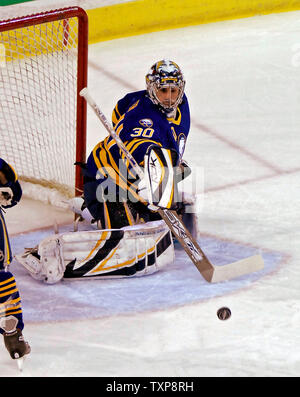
[{"x1": 0, "y1": 10, "x2": 86, "y2": 203}]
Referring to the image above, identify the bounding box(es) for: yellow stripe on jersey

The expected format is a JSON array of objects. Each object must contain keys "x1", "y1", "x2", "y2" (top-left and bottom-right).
[
  {"x1": 112, "y1": 99, "x2": 140, "y2": 128},
  {"x1": 0, "y1": 296, "x2": 21, "y2": 310},
  {"x1": 99, "y1": 144, "x2": 137, "y2": 199},
  {"x1": 0, "y1": 276, "x2": 14, "y2": 287},
  {"x1": 0, "y1": 281, "x2": 16, "y2": 293},
  {"x1": 113, "y1": 99, "x2": 140, "y2": 128},
  {"x1": 167, "y1": 107, "x2": 181, "y2": 125},
  {"x1": 1, "y1": 309, "x2": 23, "y2": 316},
  {"x1": 115, "y1": 123, "x2": 123, "y2": 136},
  {"x1": 105, "y1": 137, "x2": 116, "y2": 151},
  {"x1": 103, "y1": 138, "x2": 123, "y2": 177},
  {"x1": 114, "y1": 103, "x2": 121, "y2": 118},
  {"x1": 92, "y1": 142, "x2": 108, "y2": 178},
  {"x1": 128, "y1": 100, "x2": 140, "y2": 112},
  {"x1": 0, "y1": 287, "x2": 18, "y2": 298},
  {"x1": 112, "y1": 110, "x2": 119, "y2": 127},
  {"x1": 126, "y1": 138, "x2": 162, "y2": 157},
  {"x1": 170, "y1": 126, "x2": 177, "y2": 141},
  {"x1": 124, "y1": 138, "x2": 162, "y2": 181},
  {"x1": 120, "y1": 138, "x2": 142, "y2": 179},
  {"x1": 6, "y1": 162, "x2": 18, "y2": 182},
  {"x1": 92, "y1": 128, "x2": 163, "y2": 204},
  {"x1": 103, "y1": 137, "x2": 138, "y2": 191},
  {"x1": 112, "y1": 111, "x2": 118, "y2": 126},
  {"x1": 92, "y1": 142, "x2": 104, "y2": 173},
  {"x1": 113, "y1": 115, "x2": 125, "y2": 137},
  {"x1": 101, "y1": 151, "x2": 146, "y2": 204},
  {"x1": 0, "y1": 302, "x2": 22, "y2": 315},
  {"x1": 112, "y1": 103, "x2": 123, "y2": 126}
]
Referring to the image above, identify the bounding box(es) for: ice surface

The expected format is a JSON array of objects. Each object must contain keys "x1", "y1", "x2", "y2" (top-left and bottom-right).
[{"x1": 1, "y1": 6, "x2": 300, "y2": 377}]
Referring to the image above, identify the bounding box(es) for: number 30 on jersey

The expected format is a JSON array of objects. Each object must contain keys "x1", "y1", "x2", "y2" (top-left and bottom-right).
[{"x1": 130, "y1": 127, "x2": 154, "y2": 138}]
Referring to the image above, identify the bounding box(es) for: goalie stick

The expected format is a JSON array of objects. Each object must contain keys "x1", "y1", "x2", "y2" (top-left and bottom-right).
[{"x1": 79, "y1": 88, "x2": 264, "y2": 283}]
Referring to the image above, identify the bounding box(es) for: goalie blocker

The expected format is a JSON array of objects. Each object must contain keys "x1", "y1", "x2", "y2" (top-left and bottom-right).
[
  {"x1": 16, "y1": 220, "x2": 174, "y2": 284},
  {"x1": 138, "y1": 145, "x2": 191, "y2": 211},
  {"x1": 0, "y1": 187, "x2": 13, "y2": 207}
]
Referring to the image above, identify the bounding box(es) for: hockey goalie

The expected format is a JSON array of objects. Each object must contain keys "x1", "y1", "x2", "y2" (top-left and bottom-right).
[
  {"x1": 16, "y1": 147, "x2": 195, "y2": 284},
  {"x1": 16, "y1": 60, "x2": 197, "y2": 284}
]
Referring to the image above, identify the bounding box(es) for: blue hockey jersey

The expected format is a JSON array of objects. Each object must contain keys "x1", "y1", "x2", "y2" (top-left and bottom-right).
[{"x1": 86, "y1": 90, "x2": 190, "y2": 203}]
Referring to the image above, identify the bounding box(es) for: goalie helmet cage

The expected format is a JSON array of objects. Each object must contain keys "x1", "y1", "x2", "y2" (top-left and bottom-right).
[{"x1": 0, "y1": 7, "x2": 88, "y2": 198}]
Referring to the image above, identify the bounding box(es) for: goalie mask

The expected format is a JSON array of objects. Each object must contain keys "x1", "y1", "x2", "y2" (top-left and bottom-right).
[{"x1": 146, "y1": 60, "x2": 185, "y2": 116}]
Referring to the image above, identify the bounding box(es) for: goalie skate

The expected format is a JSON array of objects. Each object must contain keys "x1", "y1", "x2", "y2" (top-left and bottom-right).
[
  {"x1": 17, "y1": 247, "x2": 45, "y2": 281},
  {"x1": 1, "y1": 316, "x2": 30, "y2": 371},
  {"x1": 16, "y1": 236, "x2": 66, "y2": 284},
  {"x1": 4, "y1": 329, "x2": 31, "y2": 360}
]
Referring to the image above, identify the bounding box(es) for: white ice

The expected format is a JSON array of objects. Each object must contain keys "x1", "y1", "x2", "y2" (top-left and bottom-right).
[{"x1": 1, "y1": 7, "x2": 300, "y2": 377}]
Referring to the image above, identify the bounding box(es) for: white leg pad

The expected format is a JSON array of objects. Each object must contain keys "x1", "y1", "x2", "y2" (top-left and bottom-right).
[
  {"x1": 16, "y1": 220, "x2": 174, "y2": 283},
  {"x1": 16, "y1": 236, "x2": 65, "y2": 284}
]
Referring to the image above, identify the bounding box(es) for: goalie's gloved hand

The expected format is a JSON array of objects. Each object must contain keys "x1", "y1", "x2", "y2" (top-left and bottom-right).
[{"x1": 0, "y1": 187, "x2": 13, "y2": 207}]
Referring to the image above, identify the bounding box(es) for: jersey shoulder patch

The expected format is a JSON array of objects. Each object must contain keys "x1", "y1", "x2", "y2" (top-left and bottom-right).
[{"x1": 139, "y1": 118, "x2": 153, "y2": 128}]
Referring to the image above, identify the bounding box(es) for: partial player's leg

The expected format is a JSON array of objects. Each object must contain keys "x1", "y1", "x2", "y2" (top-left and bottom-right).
[
  {"x1": 0, "y1": 271, "x2": 30, "y2": 360},
  {"x1": 0, "y1": 210, "x2": 30, "y2": 361}
]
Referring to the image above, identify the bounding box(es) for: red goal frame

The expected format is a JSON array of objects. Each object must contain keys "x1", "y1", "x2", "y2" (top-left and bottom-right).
[{"x1": 0, "y1": 7, "x2": 88, "y2": 195}]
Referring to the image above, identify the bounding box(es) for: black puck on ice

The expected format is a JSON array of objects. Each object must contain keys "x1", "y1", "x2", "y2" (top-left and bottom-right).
[{"x1": 217, "y1": 307, "x2": 231, "y2": 320}]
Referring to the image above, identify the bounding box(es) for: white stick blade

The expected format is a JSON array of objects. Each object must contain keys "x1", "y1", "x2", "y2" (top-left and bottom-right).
[{"x1": 210, "y1": 254, "x2": 264, "y2": 283}]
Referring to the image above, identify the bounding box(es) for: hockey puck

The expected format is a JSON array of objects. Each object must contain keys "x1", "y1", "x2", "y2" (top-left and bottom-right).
[{"x1": 217, "y1": 307, "x2": 231, "y2": 320}]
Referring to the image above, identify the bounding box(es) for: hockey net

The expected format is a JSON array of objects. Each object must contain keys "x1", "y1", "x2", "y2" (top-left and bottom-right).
[{"x1": 0, "y1": 7, "x2": 88, "y2": 205}]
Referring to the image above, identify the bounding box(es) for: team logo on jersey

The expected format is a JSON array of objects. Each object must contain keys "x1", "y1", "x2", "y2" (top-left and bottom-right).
[{"x1": 139, "y1": 118, "x2": 153, "y2": 128}]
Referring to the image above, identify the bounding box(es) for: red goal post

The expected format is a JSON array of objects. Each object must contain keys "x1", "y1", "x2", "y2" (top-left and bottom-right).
[{"x1": 0, "y1": 7, "x2": 88, "y2": 200}]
